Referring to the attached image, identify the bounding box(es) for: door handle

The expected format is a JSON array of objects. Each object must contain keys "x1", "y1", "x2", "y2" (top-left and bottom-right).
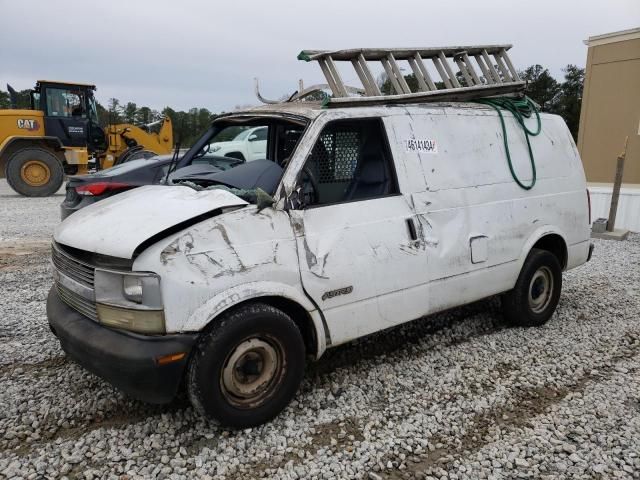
[{"x1": 406, "y1": 218, "x2": 418, "y2": 241}]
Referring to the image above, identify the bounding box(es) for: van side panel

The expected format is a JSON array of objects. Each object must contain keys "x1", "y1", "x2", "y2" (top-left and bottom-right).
[
  {"x1": 133, "y1": 206, "x2": 318, "y2": 334},
  {"x1": 377, "y1": 108, "x2": 589, "y2": 324}
]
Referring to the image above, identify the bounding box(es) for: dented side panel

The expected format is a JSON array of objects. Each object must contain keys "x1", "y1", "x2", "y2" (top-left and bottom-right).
[
  {"x1": 291, "y1": 194, "x2": 428, "y2": 345},
  {"x1": 373, "y1": 110, "x2": 590, "y2": 324},
  {"x1": 133, "y1": 206, "x2": 321, "y2": 339},
  {"x1": 293, "y1": 107, "x2": 588, "y2": 346}
]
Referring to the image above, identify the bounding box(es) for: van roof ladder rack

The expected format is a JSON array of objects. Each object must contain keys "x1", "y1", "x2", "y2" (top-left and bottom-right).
[{"x1": 297, "y1": 45, "x2": 525, "y2": 107}]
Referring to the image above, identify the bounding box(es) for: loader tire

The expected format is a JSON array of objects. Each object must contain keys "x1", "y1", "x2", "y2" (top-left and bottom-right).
[{"x1": 6, "y1": 147, "x2": 64, "y2": 197}]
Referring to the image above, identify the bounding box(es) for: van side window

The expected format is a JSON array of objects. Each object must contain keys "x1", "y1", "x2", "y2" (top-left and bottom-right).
[{"x1": 300, "y1": 119, "x2": 397, "y2": 206}]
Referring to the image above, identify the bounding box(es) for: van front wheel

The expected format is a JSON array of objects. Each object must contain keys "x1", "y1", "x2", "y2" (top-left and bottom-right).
[
  {"x1": 502, "y1": 248, "x2": 562, "y2": 327},
  {"x1": 187, "y1": 303, "x2": 305, "y2": 428}
]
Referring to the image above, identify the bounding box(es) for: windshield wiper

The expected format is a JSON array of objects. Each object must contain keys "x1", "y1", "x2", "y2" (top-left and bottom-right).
[
  {"x1": 164, "y1": 141, "x2": 181, "y2": 185},
  {"x1": 164, "y1": 118, "x2": 185, "y2": 185},
  {"x1": 192, "y1": 143, "x2": 210, "y2": 160}
]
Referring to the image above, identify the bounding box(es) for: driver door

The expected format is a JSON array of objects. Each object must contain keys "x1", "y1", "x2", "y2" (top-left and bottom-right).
[
  {"x1": 42, "y1": 86, "x2": 89, "y2": 148},
  {"x1": 289, "y1": 118, "x2": 426, "y2": 346}
]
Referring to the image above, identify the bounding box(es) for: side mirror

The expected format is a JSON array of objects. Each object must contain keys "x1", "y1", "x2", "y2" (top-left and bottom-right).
[
  {"x1": 255, "y1": 188, "x2": 276, "y2": 212},
  {"x1": 248, "y1": 134, "x2": 258, "y2": 141}
]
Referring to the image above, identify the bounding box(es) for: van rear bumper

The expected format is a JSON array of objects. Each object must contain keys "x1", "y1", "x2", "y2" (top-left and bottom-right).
[
  {"x1": 47, "y1": 287, "x2": 197, "y2": 404},
  {"x1": 567, "y1": 240, "x2": 592, "y2": 270}
]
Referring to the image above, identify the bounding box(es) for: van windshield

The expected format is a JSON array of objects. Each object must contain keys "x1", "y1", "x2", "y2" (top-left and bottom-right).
[{"x1": 174, "y1": 117, "x2": 308, "y2": 204}]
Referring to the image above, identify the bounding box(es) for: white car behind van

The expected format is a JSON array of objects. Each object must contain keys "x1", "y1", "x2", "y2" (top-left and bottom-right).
[{"x1": 209, "y1": 126, "x2": 267, "y2": 161}]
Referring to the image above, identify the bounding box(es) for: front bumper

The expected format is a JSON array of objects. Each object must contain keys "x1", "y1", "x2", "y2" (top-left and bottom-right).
[{"x1": 47, "y1": 287, "x2": 197, "y2": 404}]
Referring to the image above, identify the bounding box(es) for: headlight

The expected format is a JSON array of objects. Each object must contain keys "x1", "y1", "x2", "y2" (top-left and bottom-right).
[
  {"x1": 94, "y1": 269, "x2": 165, "y2": 334},
  {"x1": 123, "y1": 275, "x2": 144, "y2": 303},
  {"x1": 95, "y1": 304, "x2": 165, "y2": 334}
]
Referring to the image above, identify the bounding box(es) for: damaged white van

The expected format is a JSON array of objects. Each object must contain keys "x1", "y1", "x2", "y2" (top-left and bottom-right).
[{"x1": 48, "y1": 98, "x2": 593, "y2": 427}]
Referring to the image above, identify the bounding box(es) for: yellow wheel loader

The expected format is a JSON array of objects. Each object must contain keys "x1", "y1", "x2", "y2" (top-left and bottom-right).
[{"x1": 0, "y1": 81, "x2": 173, "y2": 196}]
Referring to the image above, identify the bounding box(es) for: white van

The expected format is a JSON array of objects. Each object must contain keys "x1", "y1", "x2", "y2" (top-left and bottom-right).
[{"x1": 48, "y1": 100, "x2": 593, "y2": 427}]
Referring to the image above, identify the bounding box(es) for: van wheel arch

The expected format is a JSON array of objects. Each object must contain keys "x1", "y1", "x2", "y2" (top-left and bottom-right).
[
  {"x1": 531, "y1": 233, "x2": 567, "y2": 270},
  {"x1": 502, "y1": 248, "x2": 562, "y2": 327},
  {"x1": 187, "y1": 301, "x2": 306, "y2": 427},
  {"x1": 201, "y1": 296, "x2": 318, "y2": 358}
]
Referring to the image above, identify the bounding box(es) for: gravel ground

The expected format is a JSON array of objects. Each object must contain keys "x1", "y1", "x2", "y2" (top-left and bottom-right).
[
  {"x1": 0, "y1": 180, "x2": 65, "y2": 242},
  {"x1": 1, "y1": 178, "x2": 639, "y2": 480}
]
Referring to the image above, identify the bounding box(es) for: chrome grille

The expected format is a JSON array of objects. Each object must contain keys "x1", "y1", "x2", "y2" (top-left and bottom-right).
[
  {"x1": 56, "y1": 283, "x2": 98, "y2": 321},
  {"x1": 52, "y1": 243, "x2": 97, "y2": 321},
  {"x1": 52, "y1": 244, "x2": 95, "y2": 288}
]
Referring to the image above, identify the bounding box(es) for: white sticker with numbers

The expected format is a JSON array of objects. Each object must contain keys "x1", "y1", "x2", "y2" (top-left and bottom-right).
[{"x1": 404, "y1": 139, "x2": 438, "y2": 154}]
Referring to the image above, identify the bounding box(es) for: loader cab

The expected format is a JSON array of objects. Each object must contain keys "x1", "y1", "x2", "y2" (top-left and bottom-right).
[{"x1": 34, "y1": 81, "x2": 104, "y2": 150}]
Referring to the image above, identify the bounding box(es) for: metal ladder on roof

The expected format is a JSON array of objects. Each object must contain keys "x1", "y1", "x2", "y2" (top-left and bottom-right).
[{"x1": 296, "y1": 45, "x2": 525, "y2": 107}]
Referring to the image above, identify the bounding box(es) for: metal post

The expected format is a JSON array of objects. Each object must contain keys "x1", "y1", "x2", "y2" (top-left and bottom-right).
[{"x1": 607, "y1": 136, "x2": 629, "y2": 232}]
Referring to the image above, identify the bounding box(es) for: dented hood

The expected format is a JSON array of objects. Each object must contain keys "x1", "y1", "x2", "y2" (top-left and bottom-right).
[{"x1": 54, "y1": 185, "x2": 248, "y2": 259}]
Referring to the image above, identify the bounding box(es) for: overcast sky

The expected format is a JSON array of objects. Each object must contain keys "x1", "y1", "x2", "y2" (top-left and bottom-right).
[{"x1": 2, "y1": 0, "x2": 638, "y2": 113}]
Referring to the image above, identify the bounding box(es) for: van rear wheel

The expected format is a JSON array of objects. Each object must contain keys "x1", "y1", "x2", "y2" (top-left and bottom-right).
[
  {"x1": 502, "y1": 248, "x2": 562, "y2": 327},
  {"x1": 187, "y1": 303, "x2": 305, "y2": 428}
]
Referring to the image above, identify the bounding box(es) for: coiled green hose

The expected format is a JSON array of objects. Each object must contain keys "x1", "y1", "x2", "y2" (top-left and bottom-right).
[{"x1": 475, "y1": 96, "x2": 541, "y2": 190}]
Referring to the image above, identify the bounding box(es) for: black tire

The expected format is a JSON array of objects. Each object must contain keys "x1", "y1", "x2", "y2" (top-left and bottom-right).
[
  {"x1": 6, "y1": 147, "x2": 64, "y2": 197},
  {"x1": 502, "y1": 248, "x2": 562, "y2": 327},
  {"x1": 224, "y1": 152, "x2": 245, "y2": 161},
  {"x1": 187, "y1": 302, "x2": 305, "y2": 428}
]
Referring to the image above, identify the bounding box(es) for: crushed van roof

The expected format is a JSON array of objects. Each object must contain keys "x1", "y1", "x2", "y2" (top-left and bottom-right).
[{"x1": 227, "y1": 99, "x2": 516, "y2": 120}]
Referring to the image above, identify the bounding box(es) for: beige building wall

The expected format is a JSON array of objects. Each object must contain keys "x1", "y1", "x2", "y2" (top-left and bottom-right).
[{"x1": 577, "y1": 28, "x2": 640, "y2": 185}]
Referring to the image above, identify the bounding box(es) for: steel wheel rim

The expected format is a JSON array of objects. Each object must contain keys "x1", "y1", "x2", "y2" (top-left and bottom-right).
[
  {"x1": 21, "y1": 160, "x2": 51, "y2": 187},
  {"x1": 220, "y1": 336, "x2": 285, "y2": 409},
  {"x1": 529, "y1": 266, "x2": 553, "y2": 313}
]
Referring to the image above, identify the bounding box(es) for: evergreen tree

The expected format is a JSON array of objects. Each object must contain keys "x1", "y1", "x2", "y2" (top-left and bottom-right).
[
  {"x1": 107, "y1": 98, "x2": 122, "y2": 124},
  {"x1": 136, "y1": 106, "x2": 152, "y2": 124},
  {"x1": 0, "y1": 90, "x2": 10, "y2": 109},
  {"x1": 554, "y1": 65, "x2": 584, "y2": 140},
  {"x1": 520, "y1": 65, "x2": 560, "y2": 111},
  {"x1": 123, "y1": 102, "x2": 137, "y2": 124},
  {"x1": 96, "y1": 100, "x2": 109, "y2": 126}
]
